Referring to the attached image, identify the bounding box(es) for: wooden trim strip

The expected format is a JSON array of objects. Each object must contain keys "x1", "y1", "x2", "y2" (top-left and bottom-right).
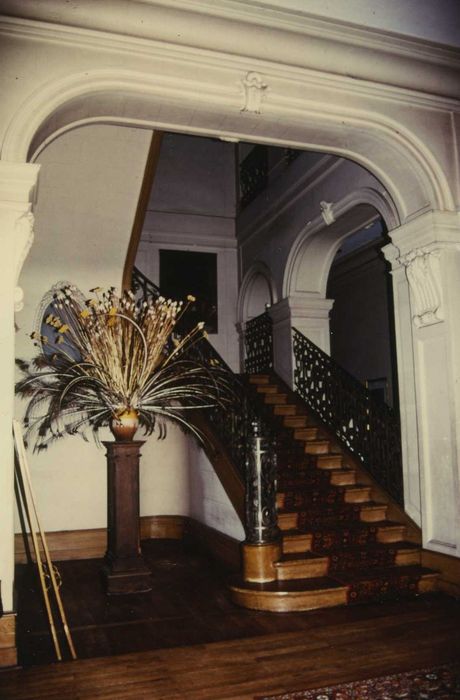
[
  {"x1": 0, "y1": 613, "x2": 17, "y2": 668},
  {"x1": 421, "y1": 549, "x2": 460, "y2": 597},
  {"x1": 121, "y1": 130, "x2": 163, "y2": 292},
  {"x1": 184, "y1": 518, "x2": 241, "y2": 572},
  {"x1": 15, "y1": 516, "x2": 241, "y2": 572}
]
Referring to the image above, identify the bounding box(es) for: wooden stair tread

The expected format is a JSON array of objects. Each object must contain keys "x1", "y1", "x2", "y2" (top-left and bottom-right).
[
  {"x1": 248, "y1": 375, "x2": 271, "y2": 384},
  {"x1": 277, "y1": 552, "x2": 329, "y2": 563},
  {"x1": 277, "y1": 498, "x2": 382, "y2": 515},
  {"x1": 331, "y1": 565, "x2": 437, "y2": 583},
  {"x1": 230, "y1": 575, "x2": 346, "y2": 593},
  {"x1": 279, "y1": 482, "x2": 369, "y2": 494},
  {"x1": 314, "y1": 541, "x2": 418, "y2": 555}
]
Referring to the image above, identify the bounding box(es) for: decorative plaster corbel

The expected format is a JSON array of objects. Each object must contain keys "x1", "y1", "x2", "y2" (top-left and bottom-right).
[
  {"x1": 320, "y1": 201, "x2": 335, "y2": 225},
  {"x1": 14, "y1": 211, "x2": 35, "y2": 312},
  {"x1": 399, "y1": 247, "x2": 443, "y2": 328},
  {"x1": 241, "y1": 71, "x2": 268, "y2": 114}
]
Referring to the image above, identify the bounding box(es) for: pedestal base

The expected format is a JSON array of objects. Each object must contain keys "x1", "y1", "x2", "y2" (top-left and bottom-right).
[
  {"x1": 102, "y1": 557, "x2": 152, "y2": 595},
  {"x1": 102, "y1": 440, "x2": 153, "y2": 595}
]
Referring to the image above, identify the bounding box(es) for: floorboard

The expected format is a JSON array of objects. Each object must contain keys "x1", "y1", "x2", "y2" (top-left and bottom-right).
[{"x1": 1, "y1": 539, "x2": 459, "y2": 699}]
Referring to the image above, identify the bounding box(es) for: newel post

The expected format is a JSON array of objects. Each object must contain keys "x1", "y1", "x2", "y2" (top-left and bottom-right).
[{"x1": 242, "y1": 420, "x2": 281, "y2": 582}]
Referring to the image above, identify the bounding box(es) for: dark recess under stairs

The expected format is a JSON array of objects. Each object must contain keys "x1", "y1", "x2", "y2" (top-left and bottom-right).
[{"x1": 229, "y1": 374, "x2": 439, "y2": 612}]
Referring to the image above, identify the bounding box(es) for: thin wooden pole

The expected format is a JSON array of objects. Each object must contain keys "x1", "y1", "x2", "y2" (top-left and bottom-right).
[
  {"x1": 13, "y1": 435, "x2": 62, "y2": 660},
  {"x1": 13, "y1": 421, "x2": 77, "y2": 660}
]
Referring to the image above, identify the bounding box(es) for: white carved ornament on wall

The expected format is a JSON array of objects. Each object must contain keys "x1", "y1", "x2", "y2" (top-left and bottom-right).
[
  {"x1": 399, "y1": 247, "x2": 443, "y2": 328},
  {"x1": 241, "y1": 71, "x2": 268, "y2": 114},
  {"x1": 14, "y1": 212, "x2": 35, "y2": 313}
]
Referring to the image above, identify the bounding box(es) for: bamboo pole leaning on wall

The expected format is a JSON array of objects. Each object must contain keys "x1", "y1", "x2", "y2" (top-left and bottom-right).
[{"x1": 13, "y1": 420, "x2": 77, "y2": 661}]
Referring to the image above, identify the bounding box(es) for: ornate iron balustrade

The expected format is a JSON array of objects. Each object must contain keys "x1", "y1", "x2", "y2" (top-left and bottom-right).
[
  {"x1": 244, "y1": 312, "x2": 274, "y2": 374},
  {"x1": 292, "y1": 328, "x2": 404, "y2": 505},
  {"x1": 132, "y1": 266, "x2": 160, "y2": 302},
  {"x1": 180, "y1": 334, "x2": 280, "y2": 544},
  {"x1": 239, "y1": 145, "x2": 268, "y2": 209},
  {"x1": 131, "y1": 268, "x2": 279, "y2": 543}
]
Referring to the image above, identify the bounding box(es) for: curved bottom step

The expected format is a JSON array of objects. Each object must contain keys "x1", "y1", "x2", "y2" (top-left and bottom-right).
[
  {"x1": 229, "y1": 576, "x2": 348, "y2": 612},
  {"x1": 229, "y1": 566, "x2": 439, "y2": 613}
]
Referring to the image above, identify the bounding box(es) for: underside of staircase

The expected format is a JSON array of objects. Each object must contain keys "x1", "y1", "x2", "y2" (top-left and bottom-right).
[{"x1": 229, "y1": 374, "x2": 439, "y2": 613}]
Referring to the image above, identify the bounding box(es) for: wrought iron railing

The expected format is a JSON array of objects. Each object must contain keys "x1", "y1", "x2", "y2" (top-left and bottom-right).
[
  {"x1": 188, "y1": 338, "x2": 279, "y2": 544},
  {"x1": 239, "y1": 145, "x2": 268, "y2": 209},
  {"x1": 132, "y1": 267, "x2": 279, "y2": 543},
  {"x1": 244, "y1": 312, "x2": 274, "y2": 374},
  {"x1": 292, "y1": 328, "x2": 404, "y2": 504},
  {"x1": 132, "y1": 266, "x2": 160, "y2": 302}
]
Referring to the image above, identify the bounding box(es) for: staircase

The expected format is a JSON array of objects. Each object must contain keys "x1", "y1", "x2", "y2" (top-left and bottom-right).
[{"x1": 229, "y1": 373, "x2": 439, "y2": 612}]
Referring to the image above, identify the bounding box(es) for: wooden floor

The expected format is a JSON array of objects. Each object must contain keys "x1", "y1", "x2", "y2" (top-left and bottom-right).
[{"x1": 1, "y1": 540, "x2": 459, "y2": 699}]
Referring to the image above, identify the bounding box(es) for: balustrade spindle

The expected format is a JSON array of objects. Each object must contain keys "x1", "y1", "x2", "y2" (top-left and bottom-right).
[
  {"x1": 244, "y1": 312, "x2": 274, "y2": 374},
  {"x1": 244, "y1": 420, "x2": 279, "y2": 545}
]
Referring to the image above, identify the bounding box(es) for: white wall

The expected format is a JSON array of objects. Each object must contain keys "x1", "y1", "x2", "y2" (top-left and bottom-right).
[
  {"x1": 188, "y1": 441, "x2": 245, "y2": 540},
  {"x1": 15, "y1": 123, "x2": 154, "y2": 532},
  {"x1": 238, "y1": 155, "x2": 388, "y2": 300},
  {"x1": 328, "y1": 242, "x2": 396, "y2": 407},
  {"x1": 136, "y1": 133, "x2": 240, "y2": 370},
  {"x1": 271, "y1": 0, "x2": 460, "y2": 47},
  {"x1": 15, "y1": 124, "x2": 243, "y2": 542},
  {"x1": 134, "y1": 132, "x2": 243, "y2": 538}
]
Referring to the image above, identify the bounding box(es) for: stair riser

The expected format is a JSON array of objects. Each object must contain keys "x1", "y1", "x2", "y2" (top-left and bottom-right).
[
  {"x1": 304, "y1": 442, "x2": 331, "y2": 455},
  {"x1": 230, "y1": 586, "x2": 349, "y2": 613},
  {"x1": 344, "y1": 488, "x2": 372, "y2": 504},
  {"x1": 278, "y1": 513, "x2": 299, "y2": 530},
  {"x1": 316, "y1": 455, "x2": 343, "y2": 469},
  {"x1": 395, "y1": 551, "x2": 421, "y2": 566},
  {"x1": 330, "y1": 471, "x2": 356, "y2": 486},
  {"x1": 249, "y1": 376, "x2": 270, "y2": 385},
  {"x1": 377, "y1": 528, "x2": 406, "y2": 543},
  {"x1": 360, "y1": 507, "x2": 388, "y2": 522},
  {"x1": 282, "y1": 536, "x2": 313, "y2": 554},
  {"x1": 256, "y1": 386, "x2": 278, "y2": 394},
  {"x1": 418, "y1": 575, "x2": 439, "y2": 593},
  {"x1": 276, "y1": 559, "x2": 329, "y2": 580},
  {"x1": 294, "y1": 428, "x2": 320, "y2": 441},
  {"x1": 274, "y1": 405, "x2": 297, "y2": 415},
  {"x1": 283, "y1": 417, "x2": 310, "y2": 428},
  {"x1": 265, "y1": 394, "x2": 288, "y2": 405}
]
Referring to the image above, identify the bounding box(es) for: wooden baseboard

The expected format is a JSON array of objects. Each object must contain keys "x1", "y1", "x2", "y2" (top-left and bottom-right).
[
  {"x1": 14, "y1": 515, "x2": 239, "y2": 570},
  {"x1": 0, "y1": 613, "x2": 17, "y2": 668},
  {"x1": 15, "y1": 515, "x2": 186, "y2": 564},
  {"x1": 421, "y1": 549, "x2": 460, "y2": 597},
  {"x1": 184, "y1": 519, "x2": 241, "y2": 572}
]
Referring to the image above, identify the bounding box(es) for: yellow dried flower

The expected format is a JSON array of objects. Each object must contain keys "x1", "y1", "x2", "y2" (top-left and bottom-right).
[
  {"x1": 80, "y1": 309, "x2": 90, "y2": 318},
  {"x1": 58, "y1": 324, "x2": 69, "y2": 334},
  {"x1": 187, "y1": 295, "x2": 196, "y2": 302}
]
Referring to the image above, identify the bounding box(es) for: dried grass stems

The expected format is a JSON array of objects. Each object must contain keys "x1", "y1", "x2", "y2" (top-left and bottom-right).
[{"x1": 16, "y1": 285, "x2": 233, "y2": 451}]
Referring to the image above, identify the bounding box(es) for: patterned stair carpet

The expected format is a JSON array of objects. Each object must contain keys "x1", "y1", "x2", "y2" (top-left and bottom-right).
[
  {"x1": 244, "y1": 375, "x2": 437, "y2": 607},
  {"x1": 255, "y1": 662, "x2": 460, "y2": 699}
]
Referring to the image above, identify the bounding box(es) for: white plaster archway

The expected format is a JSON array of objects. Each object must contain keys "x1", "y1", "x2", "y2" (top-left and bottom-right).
[
  {"x1": 283, "y1": 187, "x2": 399, "y2": 299},
  {"x1": 237, "y1": 262, "x2": 277, "y2": 325},
  {"x1": 1, "y1": 68, "x2": 455, "y2": 225}
]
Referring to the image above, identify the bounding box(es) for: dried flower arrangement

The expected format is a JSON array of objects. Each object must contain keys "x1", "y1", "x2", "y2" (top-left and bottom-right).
[{"x1": 16, "y1": 285, "x2": 231, "y2": 451}]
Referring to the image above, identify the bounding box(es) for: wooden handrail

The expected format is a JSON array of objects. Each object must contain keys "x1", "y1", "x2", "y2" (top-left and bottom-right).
[{"x1": 122, "y1": 131, "x2": 163, "y2": 292}]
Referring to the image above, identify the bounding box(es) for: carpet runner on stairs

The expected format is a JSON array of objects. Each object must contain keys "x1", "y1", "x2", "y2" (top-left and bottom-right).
[{"x1": 229, "y1": 374, "x2": 438, "y2": 612}]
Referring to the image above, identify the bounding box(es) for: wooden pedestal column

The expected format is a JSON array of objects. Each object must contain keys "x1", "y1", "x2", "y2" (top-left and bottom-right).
[{"x1": 102, "y1": 441, "x2": 152, "y2": 595}]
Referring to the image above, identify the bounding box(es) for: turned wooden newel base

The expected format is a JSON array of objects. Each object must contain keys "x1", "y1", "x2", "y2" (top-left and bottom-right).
[
  {"x1": 102, "y1": 441, "x2": 152, "y2": 595},
  {"x1": 242, "y1": 540, "x2": 282, "y2": 583}
]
